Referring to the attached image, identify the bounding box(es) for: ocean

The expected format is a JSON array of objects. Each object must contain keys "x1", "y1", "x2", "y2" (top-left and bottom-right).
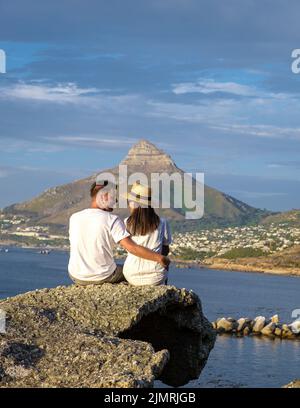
[{"x1": 0, "y1": 246, "x2": 300, "y2": 388}]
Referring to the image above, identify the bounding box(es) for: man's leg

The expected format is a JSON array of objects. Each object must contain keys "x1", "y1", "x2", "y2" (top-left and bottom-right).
[
  {"x1": 104, "y1": 264, "x2": 126, "y2": 283},
  {"x1": 69, "y1": 266, "x2": 125, "y2": 286}
]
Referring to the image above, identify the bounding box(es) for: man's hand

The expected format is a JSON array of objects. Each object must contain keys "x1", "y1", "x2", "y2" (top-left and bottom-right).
[
  {"x1": 120, "y1": 237, "x2": 171, "y2": 269},
  {"x1": 159, "y1": 255, "x2": 170, "y2": 270}
]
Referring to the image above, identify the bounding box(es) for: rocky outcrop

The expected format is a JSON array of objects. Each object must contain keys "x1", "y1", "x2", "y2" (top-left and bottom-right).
[
  {"x1": 0, "y1": 283, "x2": 215, "y2": 388},
  {"x1": 284, "y1": 380, "x2": 300, "y2": 388},
  {"x1": 212, "y1": 314, "x2": 300, "y2": 339}
]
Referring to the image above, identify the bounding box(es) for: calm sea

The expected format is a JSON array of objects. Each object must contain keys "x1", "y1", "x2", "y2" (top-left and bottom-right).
[{"x1": 0, "y1": 246, "x2": 299, "y2": 388}]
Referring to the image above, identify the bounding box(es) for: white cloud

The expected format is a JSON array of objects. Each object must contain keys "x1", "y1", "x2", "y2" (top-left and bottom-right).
[
  {"x1": 172, "y1": 78, "x2": 292, "y2": 101},
  {"x1": 0, "y1": 139, "x2": 65, "y2": 154},
  {"x1": 147, "y1": 98, "x2": 239, "y2": 124},
  {"x1": 172, "y1": 79, "x2": 258, "y2": 97},
  {"x1": 211, "y1": 124, "x2": 300, "y2": 140},
  {"x1": 148, "y1": 81, "x2": 300, "y2": 141},
  {"x1": 44, "y1": 135, "x2": 138, "y2": 147},
  {"x1": 0, "y1": 82, "x2": 99, "y2": 104}
]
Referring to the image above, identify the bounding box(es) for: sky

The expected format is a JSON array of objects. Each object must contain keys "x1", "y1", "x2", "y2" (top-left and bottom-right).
[{"x1": 0, "y1": 0, "x2": 300, "y2": 211}]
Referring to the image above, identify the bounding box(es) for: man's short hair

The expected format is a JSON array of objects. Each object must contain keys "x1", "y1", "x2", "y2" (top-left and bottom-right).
[{"x1": 90, "y1": 182, "x2": 103, "y2": 198}]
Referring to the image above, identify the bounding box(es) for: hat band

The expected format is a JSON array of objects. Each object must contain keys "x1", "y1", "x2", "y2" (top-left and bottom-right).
[{"x1": 129, "y1": 191, "x2": 151, "y2": 201}]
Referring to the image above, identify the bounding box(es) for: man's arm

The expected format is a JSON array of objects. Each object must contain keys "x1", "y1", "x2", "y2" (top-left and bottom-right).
[{"x1": 120, "y1": 237, "x2": 170, "y2": 269}]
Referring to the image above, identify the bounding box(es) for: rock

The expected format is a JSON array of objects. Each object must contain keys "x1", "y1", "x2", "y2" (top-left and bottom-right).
[
  {"x1": 271, "y1": 314, "x2": 279, "y2": 324},
  {"x1": 283, "y1": 379, "x2": 300, "y2": 388},
  {"x1": 282, "y1": 325, "x2": 296, "y2": 339},
  {"x1": 260, "y1": 322, "x2": 276, "y2": 336},
  {"x1": 253, "y1": 316, "x2": 266, "y2": 333},
  {"x1": 289, "y1": 320, "x2": 300, "y2": 334},
  {"x1": 237, "y1": 318, "x2": 247, "y2": 332},
  {"x1": 0, "y1": 283, "x2": 216, "y2": 388},
  {"x1": 274, "y1": 327, "x2": 282, "y2": 337},
  {"x1": 243, "y1": 326, "x2": 251, "y2": 336},
  {"x1": 216, "y1": 318, "x2": 233, "y2": 332}
]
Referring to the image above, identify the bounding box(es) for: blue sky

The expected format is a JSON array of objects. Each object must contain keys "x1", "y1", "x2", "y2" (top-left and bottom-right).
[{"x1": 1, "y1": 0, "x2": 300, "y2": 211}]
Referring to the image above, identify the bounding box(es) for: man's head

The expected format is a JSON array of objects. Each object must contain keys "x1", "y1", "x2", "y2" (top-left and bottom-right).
[{"x1": 90, "y1": 181, "x2": 117, "y2": 212}]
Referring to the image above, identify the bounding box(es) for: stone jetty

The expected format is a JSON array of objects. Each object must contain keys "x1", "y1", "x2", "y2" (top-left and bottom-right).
[
  {"x1": 212, "y1": 314, "x2": 300, "y2": 339},
  {"x1": 0, "y1": 283, "x2": 215, "y2": 388}
]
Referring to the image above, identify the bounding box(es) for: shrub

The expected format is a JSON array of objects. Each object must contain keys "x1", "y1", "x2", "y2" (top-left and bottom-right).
[{"x1": 221, "y1": 247, "x2": 266, "y2": 259}]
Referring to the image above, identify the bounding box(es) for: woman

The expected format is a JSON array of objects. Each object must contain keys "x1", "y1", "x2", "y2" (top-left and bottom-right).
[{"x1": 123, "y1": 183, "x2": 172, "y2": 286}]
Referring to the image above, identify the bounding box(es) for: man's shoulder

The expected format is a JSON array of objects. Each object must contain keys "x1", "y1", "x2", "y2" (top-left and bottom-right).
[
  {"x1": 70, "y1": 209, "x2": 88, "y2": 219},
  {"x1": 108, "y1": 212, "x2": 124, "y2": 226}
]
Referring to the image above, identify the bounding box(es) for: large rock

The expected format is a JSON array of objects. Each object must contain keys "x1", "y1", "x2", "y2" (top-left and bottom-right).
[
  {"x1": 0, "y1": 283, "x2": 215, "y2": 388},
  {"x1": 283, "y1": 380, "x2": 300, "y2": 388}
]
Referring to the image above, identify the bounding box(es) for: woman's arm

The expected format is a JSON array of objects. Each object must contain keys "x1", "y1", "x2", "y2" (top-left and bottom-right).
[{"x1": 119, "y1": 237, "x2": 170, "y2": 269}]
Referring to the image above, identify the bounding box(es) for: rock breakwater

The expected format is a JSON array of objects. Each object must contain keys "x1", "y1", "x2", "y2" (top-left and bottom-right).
[{"x1": 212, "y1": 314, "x2": 300, "y2": 339}]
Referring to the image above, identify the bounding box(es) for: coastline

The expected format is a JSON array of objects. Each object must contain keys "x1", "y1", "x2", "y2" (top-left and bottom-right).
[
  {"x1": 202, "y1": 259, "x2": 300, "y2": 277},
  {"x1": 171, "y1": 257, "x2": 300, "y2": 277}
]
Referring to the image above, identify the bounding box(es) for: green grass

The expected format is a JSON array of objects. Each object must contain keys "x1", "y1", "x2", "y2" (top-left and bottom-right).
[
  {"x1": 174, "y1": 247, "x2": 215, "y2": 261},
  {"x1": 221, "y1": 247, "x2": 266, "y2": 259}
]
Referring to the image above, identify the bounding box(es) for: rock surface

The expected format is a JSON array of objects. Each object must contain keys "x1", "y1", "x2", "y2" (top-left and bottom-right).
[
  {"x1": 0, "y1": 283, "x2": 215, "y2": 388},
  {"x1": 284, "y1": 379, "x2": 300, "y2": 388}
]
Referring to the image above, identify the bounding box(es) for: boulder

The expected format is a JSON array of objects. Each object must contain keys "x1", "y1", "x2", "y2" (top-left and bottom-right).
[
  {"x1": 289, "y1": 320, "x2": 300, "y2": 334},
  {"x1": 271, "y1": 314, "x2": 279, "y2": 324},
  {"x1": 0, "y1": 283, "x2": 216, "y2": 388},
  {"x1": 253, "y1": 316, "x2": 266, "y2": 333},
  {"x1": 216, "y1": 318, "x2": 233, "y2": 333},
  {"x1": 260, "y1": 322, "x2": 276, "y2": 336},
  {"x1": 282, "y1": 324, "x2": 296, "y2": 339},
  {"x1": 284, "y1": 379, "x2": 300, "y2": 388},
  {"x1": 237, "y1": 318, "x2": 247, "y2": 332}
]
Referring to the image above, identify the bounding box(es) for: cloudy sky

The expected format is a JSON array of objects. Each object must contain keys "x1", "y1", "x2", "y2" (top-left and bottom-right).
[{"x1": 0, "y1": 0, "x2": 300, "y2": 211}]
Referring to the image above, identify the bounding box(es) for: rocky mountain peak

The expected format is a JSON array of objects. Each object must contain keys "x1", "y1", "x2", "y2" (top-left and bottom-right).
[{"x1": 120, "y1": 139, "x2": 176, "y2": 170}]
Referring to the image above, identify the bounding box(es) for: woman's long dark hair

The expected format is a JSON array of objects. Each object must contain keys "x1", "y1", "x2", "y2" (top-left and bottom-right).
[{"x1": 126, "y1": 206, "x2": 160, "y2": 236}]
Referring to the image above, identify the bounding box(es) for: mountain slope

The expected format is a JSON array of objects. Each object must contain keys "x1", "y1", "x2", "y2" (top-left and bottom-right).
[
  {"x1": 2, "y1": 139, "x2": 268, "y2": 232},
  {"x1": 260, "y1": 209, "x2": 300, "y2": 227}
]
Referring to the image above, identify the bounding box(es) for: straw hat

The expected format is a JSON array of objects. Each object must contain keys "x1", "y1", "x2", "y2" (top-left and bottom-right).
[{"x1": 124, "y1": 182, "x2": 153, "y2": 207}]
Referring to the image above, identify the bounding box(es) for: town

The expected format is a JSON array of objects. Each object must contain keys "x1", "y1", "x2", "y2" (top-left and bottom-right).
[
  {"x1": 171, "y1": 224, "x2": 300, "y2": 260},
  {"x1": 1, "y1": 213, "x2": 300, "y2": 261}
]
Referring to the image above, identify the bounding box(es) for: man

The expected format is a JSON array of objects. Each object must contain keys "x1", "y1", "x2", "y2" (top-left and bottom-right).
[{"x1": 68, "y1": 178, "x2": 170, "y2": 285}]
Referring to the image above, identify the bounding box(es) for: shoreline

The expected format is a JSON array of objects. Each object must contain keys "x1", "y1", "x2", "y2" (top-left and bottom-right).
[
  {"x1": 171, "y1": 258, "x2": 300, "y2": 277},
  {"x1": 202, "y1": 260, "x2": 300, "y2": 277}
]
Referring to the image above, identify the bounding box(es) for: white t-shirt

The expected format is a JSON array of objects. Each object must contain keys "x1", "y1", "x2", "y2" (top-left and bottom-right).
[
  {"x1": 68, "y1": 208, "x2": 130, "y2": 282},
  {"x1": 123, "y1": 218, "x2": 172, "y2": 286}
]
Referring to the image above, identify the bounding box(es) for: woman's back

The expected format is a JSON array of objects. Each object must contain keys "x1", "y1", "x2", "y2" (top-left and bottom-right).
[{"x1": 123, "y1": 218, "x2": 171, "y2": 286}]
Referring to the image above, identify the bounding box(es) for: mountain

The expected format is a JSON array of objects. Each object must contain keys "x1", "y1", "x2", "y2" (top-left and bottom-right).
[{"x1": 1, "y1": 139, "x2": 268, "y2": 232}]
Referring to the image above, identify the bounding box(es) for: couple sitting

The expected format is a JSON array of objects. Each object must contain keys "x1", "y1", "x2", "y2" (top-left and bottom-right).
[{"x1": 68, "y1": 178, "x2": 171, "y2": 286}]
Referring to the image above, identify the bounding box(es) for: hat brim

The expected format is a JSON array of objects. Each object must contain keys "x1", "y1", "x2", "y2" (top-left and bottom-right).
[{"x1": 121, "y1": 191, "x2": 159, "y2": 207}]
